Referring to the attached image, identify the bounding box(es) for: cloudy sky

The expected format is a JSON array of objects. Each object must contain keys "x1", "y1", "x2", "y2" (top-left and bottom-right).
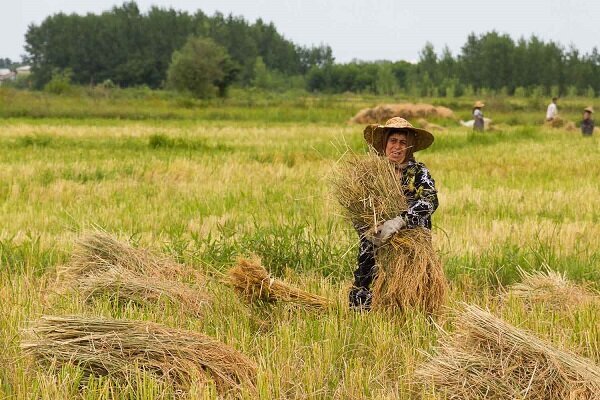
[{"x1": 3, "y1": 0, "x2": 600, "y2": 63}]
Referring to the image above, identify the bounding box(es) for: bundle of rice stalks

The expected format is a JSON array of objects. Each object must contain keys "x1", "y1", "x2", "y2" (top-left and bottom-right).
[
  {"x1": 373, "y1": 229, "x2": 446, "y2": 313},
  {"x1": 58, "y1": 231, "x2": 198, "y2": 283},
  {"x1": 331, "y1": 153, "x2": 447, "y2": 314},
  {"x1": 77, "y1": 267, "x2": 210, "y2": 317},
  {"x1": 21, "y1": 315, "x2": 257, "y2": 395},
  {"x1": 228, "y1": 256, "x2": 332, "y2": 309},
  {"x1": 506, "y1": 268, "x2": 598, "y2": 310},
  {"x1": 416, "y1": 304, "x2": 600, "y2": 399},
  {"x1": 331, "y1": 151, "x2": 407, "y2": 233}
]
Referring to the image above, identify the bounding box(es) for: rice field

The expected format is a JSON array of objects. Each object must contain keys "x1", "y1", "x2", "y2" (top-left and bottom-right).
[{"x1": 1, "y1": 90, "x2": 600, "y2": 399}]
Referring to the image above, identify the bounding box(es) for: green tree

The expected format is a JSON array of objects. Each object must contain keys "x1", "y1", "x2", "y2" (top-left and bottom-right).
[{"x1": 166, "y1": 36, "x2": 235, "y2": 98}]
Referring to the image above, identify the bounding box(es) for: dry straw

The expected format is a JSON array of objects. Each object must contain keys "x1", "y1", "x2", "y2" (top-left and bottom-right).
[
  {"x1": 77, "y1": 266, "x2": 210, "y2": 317},
  {"x1": 331, "y1": 152, "x2": 447, "y2": 314},
  {"x1": 506, "y1": 267, "x2": 598, "y2": 310},
  {"x1": 416, "y1": 304, "x2": 600, "y2": 399},
  {"x1": 57, "y1": 231, "x2": 209, "y2": 316},
  {"x1": 58, "y1": 231, "x2": 199, "y2": 282},
  {"x1": 21, "y1": 315, "x2": 257, "y2": 395},
  {"x1": 228, "y1": 256, "x2": 332, "y2": 309},
  {"x1": 350, "y1": 103, "x2": 454, "y2": 124}
]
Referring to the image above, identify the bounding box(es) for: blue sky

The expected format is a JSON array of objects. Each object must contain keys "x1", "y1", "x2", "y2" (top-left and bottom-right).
[{"x1": 3, "y1": 0, "x2": 599, "y2": 63}]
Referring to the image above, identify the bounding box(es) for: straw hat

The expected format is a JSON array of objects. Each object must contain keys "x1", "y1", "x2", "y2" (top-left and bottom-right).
[
  {"x1": 584, "y1": 106, "x2": 594, "y2": 113},
  {"x1": 363, "y1": 117, "x2": 434, "y2": 155},
  {"x1": 473, "y1": 100, "x2": 485, "y2": 108}
]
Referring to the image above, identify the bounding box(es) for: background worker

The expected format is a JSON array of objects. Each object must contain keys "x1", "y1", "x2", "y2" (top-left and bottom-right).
[
  {"x1": 473, "y1": 101, "x2": 485, "y2": 131},
  {"x1": 581, "y1": 106, "x2": 594, "y2": 135},
  {"x1": 546, "y1": 97, "x2": 558, "y2": 121}
]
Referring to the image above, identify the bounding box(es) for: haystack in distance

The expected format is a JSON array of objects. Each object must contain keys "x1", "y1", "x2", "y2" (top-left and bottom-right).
[{"x1": 350, "y1": 103, "x2": 454, "y2": 124}]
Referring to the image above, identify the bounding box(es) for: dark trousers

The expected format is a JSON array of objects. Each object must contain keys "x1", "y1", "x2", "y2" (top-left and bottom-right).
[{"x1": 349, "y1": 234, "x2": 377, "y2": 309}]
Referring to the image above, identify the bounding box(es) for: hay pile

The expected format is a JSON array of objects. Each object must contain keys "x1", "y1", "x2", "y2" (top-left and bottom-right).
[
  {"x1": 59, "y1": 231, "x2": 196, "y2": 281},
  {"x1": 21, "y1": 315, "x2": 257, "y2": 394},
  {"x1": 506, "y1": 268, "x2": 598, "y2": 310},
  {"x1": 58, "y1": 232, "x2": 209, "y2": 316},
  {"x1": 350, "y1": 103, "x2": 454, "y2": 124},
  {"x1": 228, "y1": 256, "x2": 331, "y2": 309},
  {"x1": 416, "y1": 304, "x2": 600, "y2": 399},
  {"x1": 545, "y1": 117, "x2": 577, "y2": 131},
  {"x1": 331, "y1": 153, "x2": 447, "y2": 314},
  {"x1": 77, "y1": 267, "x2": 210, "y2": 316}
]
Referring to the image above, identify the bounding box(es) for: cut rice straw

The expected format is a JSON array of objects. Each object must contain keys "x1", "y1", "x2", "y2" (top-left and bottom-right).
[
  {"x1": 57, "y1": 231, "x2": 200, "y2": 283},
  {"x1": 416, "y1": 304, "x2": 600, "y2": 399},
  {"x1": 228, "y1": 256, "x2": 332, "y2": 309},
  {"x1": 21, "y1": 315, "x2": 257, "y2": 395},
  {"x1": 77, "y1": 266, "x2": 210, "y2": 317},
  {"x1": 506, "y1": 267, "x2": 598, "y2": 310}
]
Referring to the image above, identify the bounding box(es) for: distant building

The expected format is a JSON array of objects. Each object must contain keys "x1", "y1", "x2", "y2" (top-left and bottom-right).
[
  {"x1": 0, "y1": 68, "x2": 16, "y2": 84},
  {"x1": 16, "y1": 65, "x2": 31, "y2": 76}
]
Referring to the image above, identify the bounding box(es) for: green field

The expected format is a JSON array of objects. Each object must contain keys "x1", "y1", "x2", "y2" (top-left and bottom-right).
[{"x1": 1, "y1": 89, "x2": 599, "y2": 398}]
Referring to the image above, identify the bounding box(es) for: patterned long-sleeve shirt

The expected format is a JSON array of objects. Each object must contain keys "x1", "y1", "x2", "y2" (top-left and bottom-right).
[{"x1": 397, "y1": 160, "x2": 438, "y2": 229}]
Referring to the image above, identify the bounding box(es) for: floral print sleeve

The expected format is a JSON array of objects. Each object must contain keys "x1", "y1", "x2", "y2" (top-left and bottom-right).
[{"x1": 400, "y1": 161, "x2": 438, "y2": 230}]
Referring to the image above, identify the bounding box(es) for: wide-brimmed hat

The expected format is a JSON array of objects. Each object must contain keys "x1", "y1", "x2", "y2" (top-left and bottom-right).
[
  {"x1": 363, "y1": 117, "x2": 434, "y2": 154},
  {"x1": 473, "y1": 100, "x2": 485, "y2": 108},
  {"x1": 584, "y1": 106, "x2": 594, "y2": 113}
]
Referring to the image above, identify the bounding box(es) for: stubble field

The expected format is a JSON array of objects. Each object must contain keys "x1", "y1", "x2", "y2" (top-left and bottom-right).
[{"x1": 1, "y1": 90, "x2": 599, "y2": 399}]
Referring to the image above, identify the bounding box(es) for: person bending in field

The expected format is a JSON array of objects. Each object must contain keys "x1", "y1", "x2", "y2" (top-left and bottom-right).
[
  {"x1": 349, "y1": 117, "x2": 439, "y2": 310},
  {"x1": 472, "y1": 101, "x2": 485, "y2": 132},
  {"x1": 581, "y1": 106, "x2": 594, "y2": 136}
]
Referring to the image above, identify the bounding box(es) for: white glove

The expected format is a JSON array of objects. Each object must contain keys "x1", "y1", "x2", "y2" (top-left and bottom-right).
[{"x1": 372, "y1": 216, "x2": 406, "y2": 246}]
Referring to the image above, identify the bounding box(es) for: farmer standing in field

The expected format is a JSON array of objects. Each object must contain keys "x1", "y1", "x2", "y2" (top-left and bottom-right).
[
  {"x1": 581, "y1": 106, "x2": 594, "y2": 135},
  {"x1": 472, "y1": 101, "x2": 485, "y2": 131},
  {"x1": 349, "y1": 117, "x2": 438, "y2": 310},
  {"x1": 546, "y1": 97, "x2": 558, "y2": 122}
]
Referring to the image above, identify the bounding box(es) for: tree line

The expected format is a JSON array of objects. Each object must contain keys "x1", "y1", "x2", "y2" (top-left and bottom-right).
[
  {"x1": 21, "y1": 2, "x2": 600, "y2": 97},
  {"x1": 24, "y1": 1, "x2": 332, "y2": 90}
]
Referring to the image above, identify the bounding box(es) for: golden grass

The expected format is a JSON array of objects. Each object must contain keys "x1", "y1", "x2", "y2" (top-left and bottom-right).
[
  {"x1": 416, "y1": 304, "x2": 600, "y2": 399},
  {"x1": 21, "y1": 315, "x2": 258, "y2": 395},
  {"x1": 228, "y1": 256, "x2": 332, "y2": 309}
]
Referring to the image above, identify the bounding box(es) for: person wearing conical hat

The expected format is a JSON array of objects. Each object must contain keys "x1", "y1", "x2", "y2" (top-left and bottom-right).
[
  {"x1": 472, "y1": 101, "x2": 485, "y2": 132},
  {"x1": 581, "y1": 106, "x2": 594, "y2": 136},
  {"x1": 349, "y1": 117, "x2": 439, "y2": 310}
]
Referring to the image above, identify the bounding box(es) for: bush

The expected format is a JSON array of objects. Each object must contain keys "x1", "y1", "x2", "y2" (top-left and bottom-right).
[
  {"x1": 166, "y1": 37, "x2": 237, "y2": 99},
  {"x1": 43, "y1": 69, "x2": 73, "y2": 95}
]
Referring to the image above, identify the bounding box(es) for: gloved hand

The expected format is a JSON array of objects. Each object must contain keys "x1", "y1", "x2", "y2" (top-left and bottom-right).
[{"x1": 372, "y1": 216, "x2": 406, "y2": 246}]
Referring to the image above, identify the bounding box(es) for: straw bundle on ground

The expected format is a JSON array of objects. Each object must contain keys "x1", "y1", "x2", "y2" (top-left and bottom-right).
[
  {"x1": 56, "y1": 232, "x2": 209, "y2": 315},
  {"x1": 21, "y1": 315, "x2": 257, "y2": 395},
  {"x1": 58, "y1": 231, "x2": 198, "y2": 282},
  {"x1": 228, "y1": 256, "x2": 332, "y2": 309},
  {"x1": 77, "y1": 266, "x2": 210, "y2": 317},
  {"x1": 506, "y1": 268, "x2": 598, "y2": 310},
  {"x1": 416, "y1": 304, "x2": 600, "y2": 399},
  {"x1": 349, "y1": 103, "x2": 454, "y2": 124},
  {"x1": 331, "y1": 153, "x2": 447, "y2": 314}
]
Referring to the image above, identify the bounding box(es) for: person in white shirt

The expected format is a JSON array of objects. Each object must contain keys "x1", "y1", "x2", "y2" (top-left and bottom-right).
[{"x1": 546, "y1": 97, "x2": 558, "y2": 121}]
